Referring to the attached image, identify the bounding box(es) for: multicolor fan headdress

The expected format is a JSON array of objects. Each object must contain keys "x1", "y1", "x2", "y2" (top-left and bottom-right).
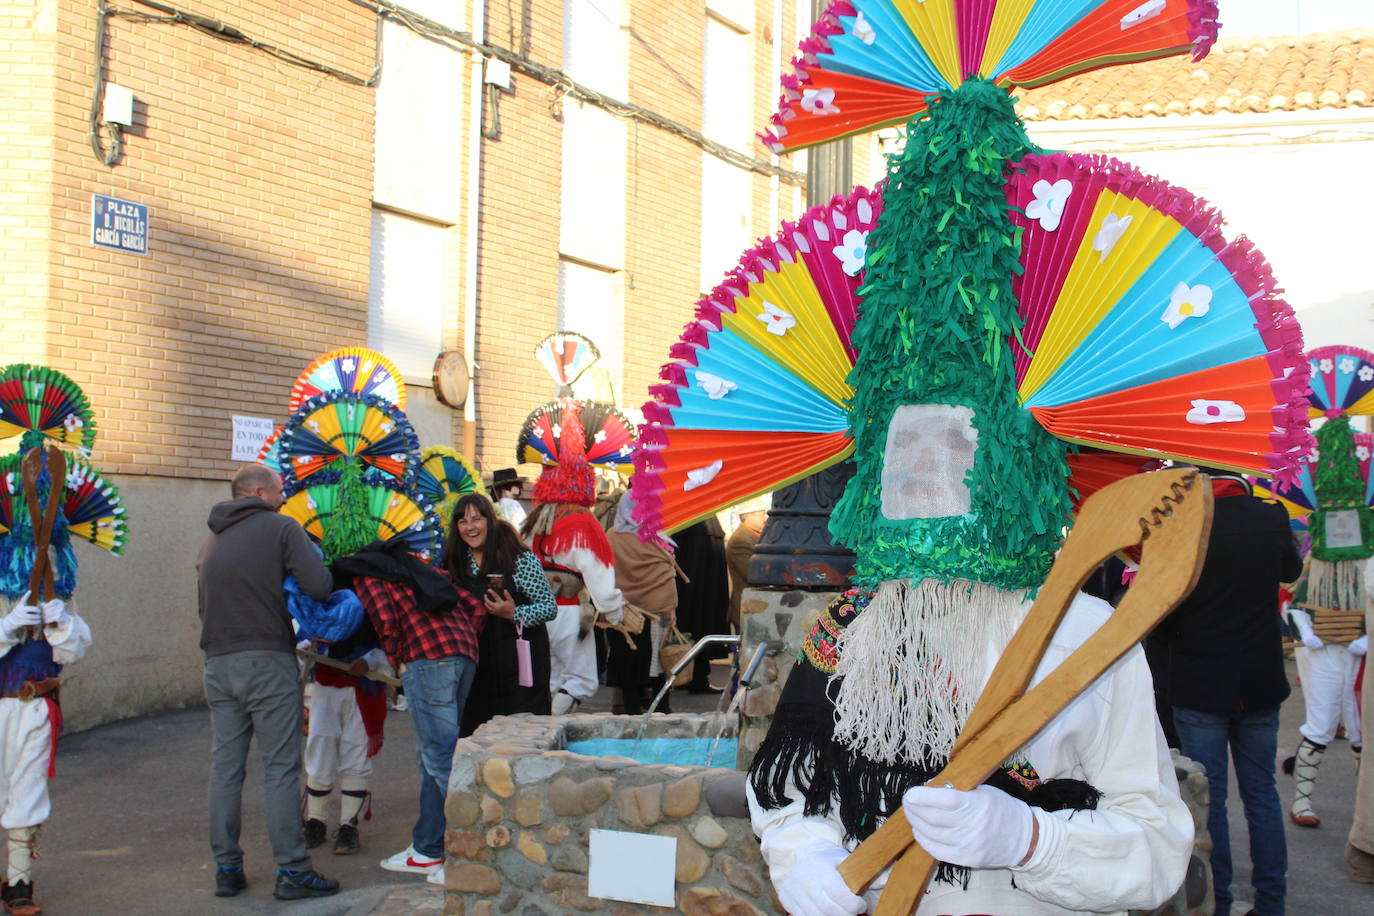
[
  {"x1": 635, "y1": 2, "x2": 1309, "y2": 590},
  {"x1": 289, "y1": 347, "x2": 406, "y2": 414},
  {"x1": 1277, "y1": 346, "x2": 1374, "y2": 567},
  {"x1": 530, "y1": 402, "x2": 597, "y2": 508},
  {"x1": 414, "y1": 445, "x2": 482, "y2": 529},
  {"x1": 0, "y1": 366, "x2": 127, "y2": 598},
  {"x1": 280, "y1": 476, "x2": 443, "y2": 564},
  {"x1": 534, "y1": 332, "x2": 601, "y2": 395},
  {"x1": 0, "y1": 364, "x2": 97, "y2": 455},
  {"x1": 273, "y1": 349, "x2": 441, "y2": 563},
  {"x1": 279, "y1": 392, "x2": 420, "y2": 490},
  {"x1": 518, "y1": 399, "x2": 637, "y2": 475},
  {"x1": 763, "y1": 0, "x2": 1218, "y2": 153}
]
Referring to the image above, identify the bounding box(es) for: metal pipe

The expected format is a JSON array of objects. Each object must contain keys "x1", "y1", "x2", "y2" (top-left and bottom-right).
[
  {"x1": 666, "y1": 634, "x2": 740, "y2": 681},
  {"x1": 739, "y1": 639, "x2": 785, "y2": 688}
]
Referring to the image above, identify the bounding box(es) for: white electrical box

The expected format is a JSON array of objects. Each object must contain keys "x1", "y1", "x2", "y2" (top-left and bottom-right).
[
  {"x1": 103, "y1": 84, "x2": 134, "y2": 126},
  {"x1": 483, "y1": 58, "x2": 511, "y2": 90}
]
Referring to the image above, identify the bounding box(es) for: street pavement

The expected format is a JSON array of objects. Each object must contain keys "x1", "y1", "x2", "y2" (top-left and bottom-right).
[{"x1": 31, "y1": 659, "x2": 1374, "y2": 914}]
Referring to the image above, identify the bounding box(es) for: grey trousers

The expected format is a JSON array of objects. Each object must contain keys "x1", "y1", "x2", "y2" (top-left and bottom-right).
[{"x1": 204, "y1": 650, "x2": 311, "y2": 871}]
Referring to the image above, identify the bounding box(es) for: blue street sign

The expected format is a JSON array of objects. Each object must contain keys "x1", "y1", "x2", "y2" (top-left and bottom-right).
[{"x1": 91, "y1": 194, "x2": 149, "y2": 255}]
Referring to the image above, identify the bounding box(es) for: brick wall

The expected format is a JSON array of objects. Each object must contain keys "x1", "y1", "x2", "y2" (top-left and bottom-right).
[
  {"x1": 473, "y1": 0, "x2": 812, "y2": 476},
  {"x1": 4, "y1": 0, "x2": 833, "y2": 482},
  {"x1": 37, "y1": 0, "x2": 378, "y2": 476}
]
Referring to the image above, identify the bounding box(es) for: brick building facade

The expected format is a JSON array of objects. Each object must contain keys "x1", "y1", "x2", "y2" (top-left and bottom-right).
[{"x1": 0, "y1": 0, "x2": 877, "y2": 726}]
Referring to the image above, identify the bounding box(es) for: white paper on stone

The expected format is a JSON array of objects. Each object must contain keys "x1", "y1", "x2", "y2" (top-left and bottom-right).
[
  {"x1": 587, "y1": 828, "x2": 677, "y2": 907},
  {"x1": 880, "y1": 404, "x2": 978, "y2": 519}
]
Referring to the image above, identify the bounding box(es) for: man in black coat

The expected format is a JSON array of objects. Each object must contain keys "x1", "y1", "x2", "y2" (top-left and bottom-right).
[{"x1": 1156, "y1": 470, "x2": 1303, "y2": 916}]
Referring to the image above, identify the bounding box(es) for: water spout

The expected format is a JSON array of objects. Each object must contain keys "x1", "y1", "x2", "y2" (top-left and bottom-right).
[
  {"x1": 634, "y1": 634, "x2": 740, "y2": 745},
  {"x1": 704, "y1": 639, "x2": 785, "y2": 768}
]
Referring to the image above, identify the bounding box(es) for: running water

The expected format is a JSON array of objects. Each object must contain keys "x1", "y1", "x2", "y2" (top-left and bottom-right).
[{"x1": 704, "y1": 686, "x2": 747, "y2": 768}]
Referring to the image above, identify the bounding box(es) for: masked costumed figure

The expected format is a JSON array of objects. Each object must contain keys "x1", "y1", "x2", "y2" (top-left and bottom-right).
[
  {"x1": 270, "y1": 348, "x2": 445, "y2": 865},
  {"x1": 0, "y1": 366, "x2": 126, "y2": 916},
  {"x1": 520, "y1": 401, "x2": 625, "y2": 714},
  {"x1": 1261, "y1": 347, "x2": 1373, "y2": 834},
  {"x1": 633, "y1": 4, "x2": 1314, "y2": 913}
]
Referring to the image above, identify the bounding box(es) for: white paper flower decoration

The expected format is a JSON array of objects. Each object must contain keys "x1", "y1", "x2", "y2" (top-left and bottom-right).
[
  {"x1": 1339, "y1": 357, "x2": 1356, "y2": 374},
  {"x1": 341, "y1": 357, "x2": 356, "y2": 373},
  {"x1": 1319, "y1": 358, "x2": 1334, "y2": 373},
  {"x1": 1360, "y1": 365, "x2": 1374, "y2": 382},
  {"x1": 684, "y1": 460, "x2": 724, "y2": 492},
  {"x1": 852, "y1": 11, "x2": 876, "y2": 44},
  {"x1": 1358, "y1": 445, "x2": 1371, "y2": 463},
  {"x1": 1161, "y1": 282, "x2": 1212, "y2": 329},
  {"x1": 1121, "y1": 0, "x2": 1166, "y2": 29},
  {"x1": 800, "y1": 88, "x2": 840, "y2": 116},
  {"x1": 1025, "y1": 179, "x2": 1072, "y2": 231},
  {"x1": 1186, "y1": 399, "x2": 1246, "y2": 425},
  {"x1": 757, "y1": 301, "x2": 796, "y2": 336},
  {"x1": 833, "y1": 229, "x2": 869, "y2": 277},
  {"x1": 62, "y1": 413, "x2": 84, "y2": 432},
  {"x1": 695, "y1": 371, "x2": 738, "y2": 400},
  {"x1": 1093, "y1": 213, "x2": 1132, "y2": 261}
]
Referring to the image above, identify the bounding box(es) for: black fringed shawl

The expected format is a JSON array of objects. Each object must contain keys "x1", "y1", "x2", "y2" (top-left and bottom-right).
[{"x1": 748, "y1": 592, "x2": 1102, "y2": 888}]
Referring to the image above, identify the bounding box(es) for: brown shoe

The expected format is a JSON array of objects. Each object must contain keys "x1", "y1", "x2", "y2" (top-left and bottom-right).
[
  {"x1": 1289, "y1": 810, "x2": 1320, "y2": 828},
  {"x1": 1, "y1": 879, "x2": 41, "y2": 916},
  {"x1": 1348, "y1": 843, "x2": 1374, "y2": 884}
]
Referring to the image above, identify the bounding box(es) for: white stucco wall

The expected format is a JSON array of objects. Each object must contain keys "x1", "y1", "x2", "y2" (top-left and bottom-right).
[{"x1": 1024, "y1": 108, "x2": 1374, "y2": 353}]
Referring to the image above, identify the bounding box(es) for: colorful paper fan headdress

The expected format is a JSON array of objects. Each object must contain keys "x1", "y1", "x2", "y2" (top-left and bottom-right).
[
  {"x1": 415, "y1": 445, "x2": 482, "y2": 529},
  {"x1": 763, "y1": 0, "x2": 1218, "y2": 153},
  {"x1": 271, "y1": 348, "x2": 442, "y2": 566},
  {"x1": 288, "y1": 347, "x2": 406, "y2": 414},
  {"x1": 278, "y1": 392, "x2": 420, "y2": 489},
  {"x1": 0, "y1": 364, "x2": 97, "y2": 454},
  {"x1": 530, "y1": 402, "x2": 596, "y2": 508},
  {"x1": 518, "y1": 399, "x2": 637, "y2": 475},
  {"x1": 0, "y1": 364, "x2": 126, "y2": 599},
  {"x1": 534, "y1": 332, "x2": 601, "y2": 394},
  {"x1": 281, "y1": 475, "x2": 443, "y2": 564},
  {"x1": 1276, "y1": 345, "x2": 1374, "y2": 566},
  {"x1": 635, "y1": 4, "x2": 1309, "y2": 590}
]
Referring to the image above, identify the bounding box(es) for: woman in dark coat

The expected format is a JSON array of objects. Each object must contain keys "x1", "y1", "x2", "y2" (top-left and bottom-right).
[
  {"x1": 672, "y1": 517, "x2": 730, "y2": 693},
  {"x1": 444, "y1": 493, "x2": 558, "y2": 734}
]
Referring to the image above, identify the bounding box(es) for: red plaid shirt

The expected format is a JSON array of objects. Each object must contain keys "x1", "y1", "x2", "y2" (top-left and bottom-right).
[{"x1": 352, "y1": 574, "x2": 485, "y2": 667}]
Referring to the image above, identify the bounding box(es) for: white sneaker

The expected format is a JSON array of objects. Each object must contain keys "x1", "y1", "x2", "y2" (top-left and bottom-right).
[
  {"x1": 551, "y1": 691, "x2": 580, "y2": 715},
  {"x1": 426, "y1": 865, "x2": 445, "y2": 886},
  {"x1": 379, "y1": 844, "x2": 442, "y2": 874}
]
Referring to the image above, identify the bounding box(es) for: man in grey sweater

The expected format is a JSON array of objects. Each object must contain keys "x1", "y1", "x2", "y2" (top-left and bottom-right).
[{"x1": 196, "y1": 463, "x2": 339, "y2": 901}]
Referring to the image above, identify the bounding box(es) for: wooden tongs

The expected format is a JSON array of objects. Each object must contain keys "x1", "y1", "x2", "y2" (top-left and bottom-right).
[
  {"x1": 19, "y1": 443, "x2": 67, "y2": 640},
  {"x1": 837, "y1": 468, "x2": 1215, "y2": 915}
]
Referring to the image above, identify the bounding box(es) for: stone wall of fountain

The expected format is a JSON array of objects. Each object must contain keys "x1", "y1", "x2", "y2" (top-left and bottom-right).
[{"x1": 440, "y1": 710, "x2": 779, "y2": 915}]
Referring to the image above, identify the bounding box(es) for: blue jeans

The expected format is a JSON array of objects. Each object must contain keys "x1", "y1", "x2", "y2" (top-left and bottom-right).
[
  {"x1": 1174, "y1": 705, "x2": 1287, "y2": 916},
  {"x1": 401, "y1": 655, "x2": 476, "y2": 859}
]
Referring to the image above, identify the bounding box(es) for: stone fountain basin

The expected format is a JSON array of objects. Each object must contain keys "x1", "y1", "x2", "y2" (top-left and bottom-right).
[{"x1": 442, "y1": 711, "x2": 778, "y2": 915}]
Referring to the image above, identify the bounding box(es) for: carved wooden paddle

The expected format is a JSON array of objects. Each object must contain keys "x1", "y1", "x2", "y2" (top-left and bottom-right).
[
  {"x1": 837, "y1": 468, "x2": 1214, "y2": 914},
  {"x1": 20, "y1": 444, "x2": 67, "y2": 639}
]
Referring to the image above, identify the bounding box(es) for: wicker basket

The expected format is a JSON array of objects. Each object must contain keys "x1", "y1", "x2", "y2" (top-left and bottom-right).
[{"x1": 659, "y1": 627, "x2": 694, "y2": 687}]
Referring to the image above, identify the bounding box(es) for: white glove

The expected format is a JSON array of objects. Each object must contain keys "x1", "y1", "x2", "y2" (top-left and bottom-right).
[
  {"x1": 1, "y1": 593, "x2": 42, "y2": 639},
  {"x1": 41, "y1": 597, "x2": 68, "y2": 626},
  {"x1": 601, "y1": 606, "x2": 625, "y2": 627},
  {"x1": 1350, "y1": 635, "x2": 1368, "y2": 657},
  {"x1": 903, "y1": 784, "x2": 1035, "y2": 870},
  {"x1": 1303, "y1": 632, "x2": 1325, "y2": 651},
  {"x1": 776, "y1": 844, "x2": 866, "y2": 916}
]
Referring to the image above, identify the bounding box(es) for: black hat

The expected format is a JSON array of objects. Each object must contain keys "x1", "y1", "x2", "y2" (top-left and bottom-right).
[{"x1": 490, "y1": 468, "x2": 528, "y2": 491}]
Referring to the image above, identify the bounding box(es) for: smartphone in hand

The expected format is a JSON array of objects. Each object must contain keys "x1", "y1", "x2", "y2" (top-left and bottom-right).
[{"x1": 486, "y1": 573, "x2": 508, "y2": 594}]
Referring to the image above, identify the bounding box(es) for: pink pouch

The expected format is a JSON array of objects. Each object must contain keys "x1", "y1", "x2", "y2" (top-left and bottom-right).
[{"x1": 515, "y1": 625, "x2": 533, "y2": 687}]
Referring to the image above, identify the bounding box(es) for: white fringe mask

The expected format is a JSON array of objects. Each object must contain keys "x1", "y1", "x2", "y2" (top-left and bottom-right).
[{"x1": 832, "y1": 578, "x2": 1029, "y2": 766}]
